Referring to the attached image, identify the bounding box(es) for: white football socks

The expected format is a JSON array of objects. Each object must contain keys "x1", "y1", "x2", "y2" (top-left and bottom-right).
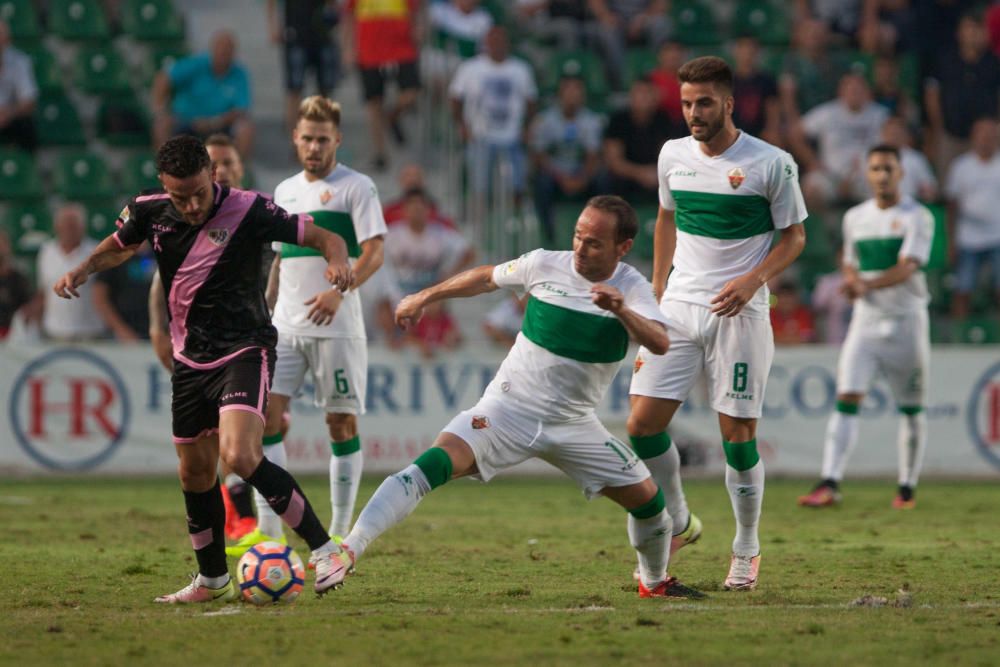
[
  {"x1": 329, "y1": 448, "x2": 364, "y2": 537},
  {"x1": 343, "y1": 464, "x2": 431, "y2": 560},
  {"x1": 255, "y1": 441, "x2": 287, "y2": 538},
  {"x1": 897, "y1": 411, "x2": 927, "y2": 488},
  {"x1": 820, "y1": 411, "x2": 860, "y2": 482},
  {"x1": 628, "y1": 509, "x2": 672, "y2": 590},
  {"x1": 726, "y1": 461, "x2": 764, "y2": 557},
  {"x1": 640, "y1": 444, "x2": 690, "y2": 535}
]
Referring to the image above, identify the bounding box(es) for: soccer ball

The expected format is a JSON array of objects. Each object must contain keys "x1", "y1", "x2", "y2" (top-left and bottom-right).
[{"x1": 236, "y1": 541, "x2": 305, "y2": 604}]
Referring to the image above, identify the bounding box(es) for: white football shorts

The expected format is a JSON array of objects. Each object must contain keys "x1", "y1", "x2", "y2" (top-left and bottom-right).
[
  {"x1": 629, "y1": 300, "x2": 775, "y2": 419},
  {"x1": 442, "y1": 395, "x2": 651, "y2": 499},
  {"x1": 837, "y1": 310, "x2": 929, "y2": 407},
  {"x1": 270, "y1": 333, "x2": 367, "y2": 415}
]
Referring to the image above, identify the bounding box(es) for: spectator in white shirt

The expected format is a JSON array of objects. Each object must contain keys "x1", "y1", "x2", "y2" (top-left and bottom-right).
[
  {"x1": 790, "y1": 72, "x2": 889, "y2": 212},
  {"x1": 945, "y1": 117, "x2": 1000, "y2": 319},
  {"x1": 0, "y1": 20, "x2": 38, "y2": 152},
  {"x1": 450, "y1": 26, "x2": 538, "y2": 206},
  {"x1": 37, "y1": 204, "x2": 106, "y2": 341},
  {"x1": 385, "y1": 187, "x2": 475, "y2": 296},
  {"x1": 482, "y1": 293, "x2": 526, "y2": 348},
  {"x1": 880, "y1": 116, "x2": 939, "y2": 203}
]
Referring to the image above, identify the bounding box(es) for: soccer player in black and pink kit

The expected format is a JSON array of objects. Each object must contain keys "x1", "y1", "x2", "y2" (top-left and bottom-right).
[{"x1": 53, "y1": 136, "x2": 354, "y2": 603}]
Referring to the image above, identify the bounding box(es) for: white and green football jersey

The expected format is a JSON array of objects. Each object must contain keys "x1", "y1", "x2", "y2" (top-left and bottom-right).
[
  {"x1": 658, "y1": 132, "x2": 807, "y2": 318},
  {"x1": 272, "y1": 164, "x2": 387, "y2": 339},
  {"x1": 489, "y1": 250, "x2": 667, "y2": 420},
  {"x1": 842, "y1": 196, "x2": 933, "y2": 319}
]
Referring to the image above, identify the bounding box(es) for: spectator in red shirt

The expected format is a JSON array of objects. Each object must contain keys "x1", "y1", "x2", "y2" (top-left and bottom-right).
[
  {"x1": 410, "y1": 301, "x2": 462, "y2": 358},
  {"x1": 382, "y1": 163, "x2": 457, "y2": 228},
  {"x1": 987, "y1": 3, "x2": 1000, "y2": 56},
  {"x1": 343, "y1": 0, "x2": 422, "y2": 171},
  {"x1": 771, "y1": 281, "x2": 816, "y2": 345},
  {"x1": 647, "y1": 39, "x2": 686, "y2": 134}
]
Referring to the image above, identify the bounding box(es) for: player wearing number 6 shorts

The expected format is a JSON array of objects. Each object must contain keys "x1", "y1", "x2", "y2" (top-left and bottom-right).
[
  {"x1": 227, "y1": 96, "x2": 387, "y2": 557},
  {"x1": 626, "y1": 57, "x2": 807, "y2": 592},
  {"x1": 798, "y1": 145, "x2": 933, "y2": 511}
]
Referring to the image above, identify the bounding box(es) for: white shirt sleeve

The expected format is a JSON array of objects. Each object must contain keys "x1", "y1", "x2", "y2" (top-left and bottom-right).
[
  {"x1": 449, "y1": 60, "x2": 474, "y2": 101},
  {"x1": 900, "y1": 206, "x2": 934, "y2": 266},
  {"x1": 657, "y1": 144, "x2": 675, "y2": 211},
  {"x1": 767, "y1": 152, "x2": 809, "y2": 229},
  {"x1": 624, "y1": 271, "x2": 669, "y2": 326},
  {"x1": 944, "y1": 158, "x2": 966, "y2": 200},
  {"x1": 351, "y1": 176, "x2": 388, "y2": 245},
  {"x1": 492, "y1": 249, "x2": 540, "y2": 296},
  {"x1": 520, "y1": 62, "x2": 538, "y2": 102},
  {"x1": 841, "y1": 209, "x2": 857, "y2": 268},
  {"x1": 800, "y1": 104, "x2": 828, "y2": 139}
]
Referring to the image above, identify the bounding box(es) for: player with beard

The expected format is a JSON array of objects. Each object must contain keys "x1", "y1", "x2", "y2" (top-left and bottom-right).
[
  {"x1": 626, "y1": 57, "x2": 807, "y2": 591},
  {"x1": 55, "y1": 136, "x2": 355, "y2": 602}
]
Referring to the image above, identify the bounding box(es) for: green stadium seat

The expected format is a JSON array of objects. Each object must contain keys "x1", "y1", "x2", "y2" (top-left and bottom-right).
[
  {"x1": 49, "y1": 0, "x2": 111, "y2": 41},
  {"x1": 96, "y1": 97, "x2": 151, "y2": 147},
  {"x1": 0, "y1": 149, "x2": 42, "y2": 200},
  {"x1": 121, "y1": 151, "x2": 160, "y2": 193},
  {"x1": 21, "y1": 45, "x2": 62, "y2": 94},
  {"x1": 121, "y1": 0, "x2": 185, "y2": 42},
  {"x1": 2, "y1": 201, "x2": 51, "y2": 256},
  {"x1": 731, "y1": 1, "x2": 790, "y2": 46},
  {"x1": 80, "y1": 199, "x2": 122, "y2": 240},
  {"x1": 55, "y1": 151, "x2": 116, "y2": 202},
  {"x1": 624, "y1": 49, "x2": 657, "y2": 89},
  {"x1": 35, "y1": 92, "x2": 87, "y2": 146},
  {"x1": 543, "y1": 50, "x2": 609, "y2": 99},
  {"x1": 76, "y1": 46, "x2": 132, "y2": 95},
  {"x1": 670, "y1": 0, "x2": 720, "y2": 46},
  {"x1": 0, "y1": 0, "x2": 40, "y2": 44},
  {"x1": 955, "y1": 317, "x2": 1000, "y2": 345}
]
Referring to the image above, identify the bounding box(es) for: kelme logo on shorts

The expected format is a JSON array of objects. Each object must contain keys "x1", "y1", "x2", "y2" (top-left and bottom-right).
[{"x1": 471, "y1": 415, "x2": 490, "y2": 430}]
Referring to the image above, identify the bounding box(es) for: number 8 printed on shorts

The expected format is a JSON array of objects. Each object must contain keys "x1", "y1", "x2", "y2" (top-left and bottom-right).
[{"x1": 733, "y1": 362, "x2": 749, "y2": 393}]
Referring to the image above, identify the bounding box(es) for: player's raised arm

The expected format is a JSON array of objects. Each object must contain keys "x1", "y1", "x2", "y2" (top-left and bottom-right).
[
  {"x1": 590, "y1": 284, "x2": 669, "y2": 355},
  {"x1": 53, "y1": 234, "x2": 139, "y2": 299},
  {"x1": 395, "y1": 265, "x2": 498, "y2": 330},
  {"x1": 301, "y1": 221, "x2": 353, "y2": 291}
]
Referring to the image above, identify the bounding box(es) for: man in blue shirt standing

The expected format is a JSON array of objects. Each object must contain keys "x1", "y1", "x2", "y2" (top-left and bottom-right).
[{"x1": 152, "y1": 31, "x2": 254, "y2": 157}]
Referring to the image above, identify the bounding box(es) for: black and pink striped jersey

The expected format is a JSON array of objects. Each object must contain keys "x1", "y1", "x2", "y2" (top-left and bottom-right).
[{"x1": 115, "y1": 184, "x2": 310, "y2": 368}]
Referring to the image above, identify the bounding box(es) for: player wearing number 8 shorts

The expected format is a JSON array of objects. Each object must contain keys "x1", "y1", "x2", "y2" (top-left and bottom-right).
[
  {"x1": 626, "y1": 57, "x2": 807, "y2": 592},
  {"x1": 798, "y1": 145, "x2": 933, "y2": 511},
  {"x1": 227, "y1": 96, "x2": 387, "y2": 557}
]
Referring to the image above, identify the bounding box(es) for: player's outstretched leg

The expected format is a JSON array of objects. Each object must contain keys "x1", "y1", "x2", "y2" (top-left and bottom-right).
[
  {"x1": 156, "y1": 480, "x2": 237, "y2": 603},
  {"x1": 334, "y1": 446, "x2": 456, "y2": 589},
  {"x1": 329, "y1": 431, "x2": 364, "y2": 539},
  {"x1": 722, "y1": 437, "x2": 764, "y2": 591},
  {"x1": 799, "y1": 399, "x2": 860, "y2": 507},
  {"x1": 227, "y1": 434, "x2": 288, "y2": 557},
  {"x1": 894, "y1": 407, "x2": 926, "y2": 509}
]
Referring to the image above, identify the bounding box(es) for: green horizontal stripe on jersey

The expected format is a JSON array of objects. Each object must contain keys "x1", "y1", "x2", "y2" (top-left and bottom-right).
[
  {"x1": 280, "y1": 210, "x2": 361, "y2": 259},
  {"x1": 855, "y1": 237, "x2": 904, "y2": 271},
  {"x1": 672, "y1": 190, "x2": 774, "y2": 239},
  {"x1": 521, "y1": 295, "x2": 629, "y2": 363}
]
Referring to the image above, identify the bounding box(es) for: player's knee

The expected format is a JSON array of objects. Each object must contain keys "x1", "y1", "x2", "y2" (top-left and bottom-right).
[
  {"x1": 626, "y1": 411, "x2": 664, "y2": 437},
  {"x1": 219, "y1": 444, "x2": 261, "y2": 479},
  {"x1": 325, "y1": 413, "x2": 357, "y2": 442}
]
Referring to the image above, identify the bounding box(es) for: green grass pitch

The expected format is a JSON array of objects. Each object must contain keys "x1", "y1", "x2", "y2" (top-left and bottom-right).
[{"x1": 1, "y1": 476, "x2": 997, "y2": 666}]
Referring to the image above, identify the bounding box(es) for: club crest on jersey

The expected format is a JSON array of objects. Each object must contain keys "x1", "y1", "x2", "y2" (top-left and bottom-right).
[
  {"x1": 471, "y1": 415, "x2": 490, "y2": 430},
  {"x1": 633, "y1": 355, "x2": 645, "y2": 374},
  {"x1": 728, "y1": 167, "x2": 745, "y2": 189},
  {"x1": 320, "y1": 189, "x2": 332, "y2": 205},
  {"x1": 207, "y1": 229, "x2": 230, "y2": 246}
]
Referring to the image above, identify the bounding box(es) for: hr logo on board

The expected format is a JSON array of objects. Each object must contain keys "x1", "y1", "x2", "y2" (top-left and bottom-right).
[{"x1": 8, "y1": 349, "x2": 130, "y2": 471}]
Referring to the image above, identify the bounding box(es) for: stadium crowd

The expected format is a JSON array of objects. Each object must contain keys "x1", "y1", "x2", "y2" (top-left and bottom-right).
[{"x1": 1, "y1": 0, "x2": 999, "y2": 347}]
